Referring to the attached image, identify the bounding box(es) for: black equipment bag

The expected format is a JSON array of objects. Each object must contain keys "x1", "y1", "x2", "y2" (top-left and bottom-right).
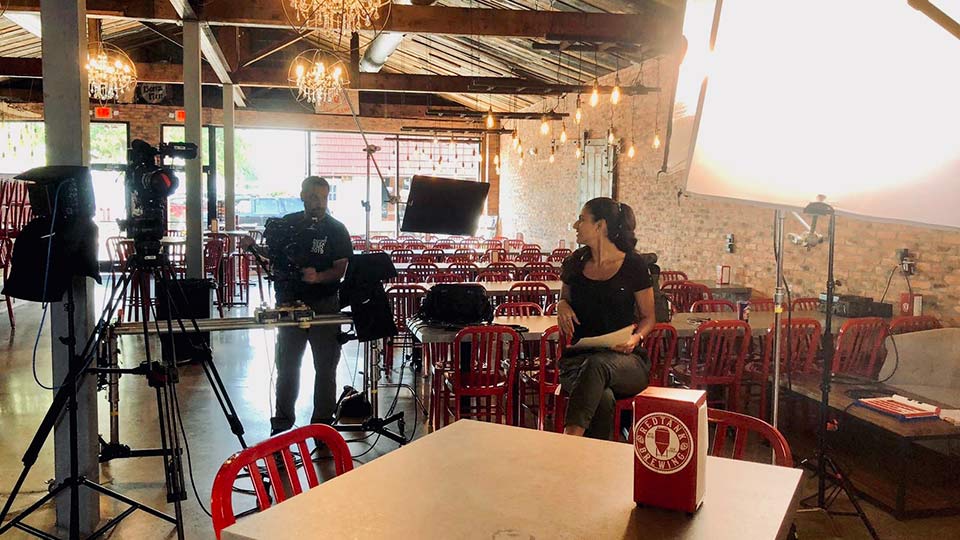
[
  {"x1": 417, "y1": 283, "x2": 493, "y2": 327},
  {"x1": 638, "y1": 253, "x2": 671, "y2": 323}
]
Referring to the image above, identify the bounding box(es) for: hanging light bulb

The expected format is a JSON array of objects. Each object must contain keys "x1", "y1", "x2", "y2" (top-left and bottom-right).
[
  {"x1": 548, "y1": 145, "x2": 555, "y2": 163},
  {"x1": 493, "y1": 154, "x2": 500, "y2": 166},
  {"x1": 607, "y1": 127, "x2": 615, "y2": 145},
  {"x1": 486, "y1": 108, "x2": 495, "y2": 129},
  {"x1": 495, "y1": 165, "x2": 501, "y2": 175},
  {"x1": 652, "y1": 132, "x2": 662, "y2": 150},
  {"x1": 511, "y1": 131, "x2": 519, "y2": 149},
  {"x1": 540, "y1": 117, "x2": 550, "y2": 136},
  {"x1": 517, "y1": 140, "x2": 523, "y2": 155},
  {"x1": 575, "y1": 144, "x2": 582, "y2": 159},
  {"x1": 574, "y1": 95, "x2": 583, "y2": 124},
  {"x1": 432, "y1": 132, "x2": 438, "y2": 145},
  {"x1": 589, "y1": 81, "x2": 600, "y2": 107},
  {"x1": 559, "y1": 123, "x2": 568, "y2": 144},
  {"x1": 518, "y1": 156, "x2": 524, "y2": 167},
  {"x1": 610, "y1": 74, "x2": 621, "y2": 105},
  {"x1": 627, "y1": 141, "x2": 636, "y2": 158}
]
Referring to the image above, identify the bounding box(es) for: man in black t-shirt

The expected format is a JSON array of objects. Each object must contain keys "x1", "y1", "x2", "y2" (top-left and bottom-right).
[{"x1": 257, "y1": 176, "x2": 352, "y2": 434}]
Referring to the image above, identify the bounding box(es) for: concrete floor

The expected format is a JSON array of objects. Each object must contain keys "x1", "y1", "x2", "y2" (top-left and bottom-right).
[{"x1": 1, "y1": 283, "x2": 958, "y2": 539}]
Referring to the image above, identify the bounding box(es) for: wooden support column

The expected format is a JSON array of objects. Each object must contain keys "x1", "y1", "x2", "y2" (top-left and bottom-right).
[
  {"x1": 183, "y1": 19, "x2": 203, "y2": 277},
  {"x1": 223, "y1": 83, "x2": 236, "y2": 230}
]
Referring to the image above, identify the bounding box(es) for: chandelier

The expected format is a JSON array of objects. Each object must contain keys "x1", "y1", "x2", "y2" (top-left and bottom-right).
[
  {"x1": 86, "y1": 42, "x2": 137, "y2": 102},
  {"x1": 289, "y1": 50, "x2": 349, "y2": 106},
  {"x1": 289, "y1": 0, "x2": 386, "y2": 33}
]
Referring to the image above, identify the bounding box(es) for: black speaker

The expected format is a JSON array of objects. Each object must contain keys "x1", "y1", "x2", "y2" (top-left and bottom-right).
[{"x1": 155, "y1": 278, "x2": 214, "y2": 362}]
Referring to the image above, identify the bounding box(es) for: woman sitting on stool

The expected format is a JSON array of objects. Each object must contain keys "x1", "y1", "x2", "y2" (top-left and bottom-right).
[{"x1": 556, "y1": 197, "x2": 656, "y2": 439}]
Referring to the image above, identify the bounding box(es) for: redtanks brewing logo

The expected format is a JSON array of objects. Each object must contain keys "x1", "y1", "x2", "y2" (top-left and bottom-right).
[{"x1": 634, "y1": 412, "x2": 694, "y2": 475}]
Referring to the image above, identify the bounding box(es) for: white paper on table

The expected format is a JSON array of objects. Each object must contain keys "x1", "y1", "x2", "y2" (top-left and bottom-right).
[{"x1": 567, "y1": 325, "x2": 636, "y2": 351}]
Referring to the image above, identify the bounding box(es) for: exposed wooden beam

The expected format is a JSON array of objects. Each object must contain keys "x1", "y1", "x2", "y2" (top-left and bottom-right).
[
  {"x1": 0, "y1": 57, "x2": 658, "y2": 95},
  {"x1": 139, "y1": 21, "x2": 182, "y2": 48},
  {"x1": 240, "y1": 33, "x2": 305, "y2": 68},
  {"x1": 6, "y1": 1, "x2": 681, "y2": 45},
  {"x1": 169, "y1": 0, "x2": 247, "y2": 107}
]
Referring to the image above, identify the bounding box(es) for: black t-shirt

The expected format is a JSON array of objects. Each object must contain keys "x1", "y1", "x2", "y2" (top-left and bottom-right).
[
  {"x1": 273, "y1": 211, "x2": 352, "y2": 304},
  {"x1": 560, "y1": 248, "x2": 653, "y2": 342}
]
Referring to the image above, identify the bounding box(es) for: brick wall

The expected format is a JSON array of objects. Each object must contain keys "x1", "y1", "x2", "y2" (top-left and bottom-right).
[{"x1": 499, "y1": 59, "x2": 960, "y2": 326}]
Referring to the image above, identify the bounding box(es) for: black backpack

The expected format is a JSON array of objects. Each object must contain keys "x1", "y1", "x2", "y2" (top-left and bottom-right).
[
  {"x1": 417, "y1": 284, "x2": 494, "y2": 328},
  {"x1": 638, "y1": 253, "x2": 672, "y2": 323}
]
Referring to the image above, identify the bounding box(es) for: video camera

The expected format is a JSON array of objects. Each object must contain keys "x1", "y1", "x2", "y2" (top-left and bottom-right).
[
  {"x1": 260, "y1": 215, "x2": 325, "y2": 282},
  {"x1": 119, "y1": 139, "x2": 197, "y2": 261}
]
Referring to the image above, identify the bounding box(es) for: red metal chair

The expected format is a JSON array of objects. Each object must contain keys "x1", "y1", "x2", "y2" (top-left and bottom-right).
[
  {"x1": 612, "y1": 324, "x2": 679, "y2": 441},
  {"x1": 479, "y1": 248, "x2": 508, "y2": 263},
  {"x1": 508, "y1": 281, "x2": 552, "y2": 309},
  {"x1": 404, "y1": 242, "x2": 427, "y2": 250},
  {"x1": 390, "y1": 248, "x2": 415, "y2": 263},
  {"x1": 506, "y1": 239, "x2": 525, "y2": 251},
  {"x1": 749, "y1": 299, "x2": 776, "y2": 312},
  {"x1": 494, "y1": 302, "x2": 543, "y2": 317},
  {"x1": 791, "y1": 297, "x2": 820, "y2": 312},
  {"x1": 204, "y1": 238, "x2": 228, "y2": 318},
  {"x1": 481, "y1": 239, "x2": 502, "y2": 251},
  {"x1": 453, "y1": 248, "x2": 479, "y2": 262},
  {"x1": 426, "y1": 272, "x2": 464, "y2": 284},
  {"x1": 406, "y1": 262, "x2": 438, "y2": 282},
  {"x1": 477, "y1": 271, "x2": 510, "y2": 283},
  {"x1": 707, "y1": 408, "x2": 793, "y2": 467},
  {"x1": 420, "y1": 248, "x2": 445, "y2": 263},
  {"x1": 384, "y1": 284, "x2": 429, "y2": 373},
  {"x1": 527, "y1": 271, "x2": 560, "y2": 282},
  {"x1": 432, "y1": 241, "x2": 455, "y2": 250},
  {"x1": 833, "y1": 317, "x2": 889, "y2": 378},
  {"x1": 673, "y1": 320, "x2": 750, "y2": 412},
  {"x1": 660, "y1": 270, "x2": 688, "y2": 283},
  {"x1": 549, "y1": 248, "x2": 572, "y2": 261},
  {"x1": 521, "y1": 261, "x2": 554, "y2": 278},
  {"x1": 517, "y1": 248, "x2": 542, "y2": 263},
  {"x1": 210, "y1": 424, "x2": 353, "y2": 538},
  {"x1": 529, "y1": 325, "x2": 570, "y2": 431},
  {"x1": 351, "y1": 237, "x2": 367, "y2": 251},
  {"x1": 0, "y1": 238, "x2": 14, "y2": 328},
  {"x1": 427, "y1": 342, "x2": 454, "y2": 431},
  {"x1": 690, "y1": 299, "x2": 736, "y2": 313},
  {"x1": 487, "y1": 262, "x2": 517, "y2": 280},
  {"x1": 888, "y1": 315, "x2": 942, "y2": 335},
  {"x1": 458, "y1": 239, "x2": 481, "y2": 250},
  {"x1": 743, "y1": 318, "x2": 821, "y2": 421},
  {"x1": 544, "y1": 302, "x2": 558, "y2": 315},
  {"x1": 448, "y1": 262, "x2": 478, "y2": 281},
  {"x1": 442, "y1": 325, "x2": 520, "y2": 426},
  {"x1": 661, "y1": 281, "x2": 711, "y2": 313}
]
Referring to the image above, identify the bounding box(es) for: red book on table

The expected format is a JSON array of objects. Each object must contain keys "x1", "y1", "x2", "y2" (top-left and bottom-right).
[{"x1": 633, "y1": 387, "x2": 707, "y2": 513}]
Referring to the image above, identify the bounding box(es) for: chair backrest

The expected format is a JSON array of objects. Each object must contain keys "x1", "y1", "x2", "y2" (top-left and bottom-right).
[
  {"x1": 517, "y1": 250, "x2": 542, "y2": 263},
  {"x1": 538, "y1": 325, "x2": 570, "y2": 389},
  {"x1": 477, "y1": 271, "x2": 510, "y2": 283},
  {"x1": 379, "y1": 240, "x2": 402, "y2": 251},
  {"x1": 390, "y1": 249, "x2": 415, "y2": 263},
  {"x1": 204, "y1": 238, "x2": 227, "y2": 273},
  {"x1": 487, "y1": 262, "x2": 518, "y2": 279},
  {"x1": 432, "y1": 241, "x2": 455, "y2": 250},
  {"x1": 210, "y1": 424, "x2": 353, "y2": 538},
  {"x1": 448, "y1": 262, "x2": 478, "y2": 279},
  {"x1": 0, "y1": 237, "x2": 12, "y2": 271},
  {"x1": 691, "y1": 320, "x2": 751, "y2": 381},
  {"x1": 509, "y1": 281, "x2": 551, "y2": 307},
  {"x1": 707, "y1": 408, "x2": 793, "y2": 467},
  {"x1": 749, "y1": 299, "x2": 776, "y2": 312},
  {"x1": 404, "y1": 242, "x2": 427, "y2": 250},
  {"x1": 386, "y1": 285, "x2": 429, "y2": 328},
  {"x1": 660, "y1": 270, "x2": 688, "y2": 282},
  {"x1": 888, "y1": 315, "x2": 942, "y2": 336},
  {"x1": 481, "y1": 240, "x2": 502, "y2": 250},
  {"x1": 762, "y1": 318, "x2": 822, "y2": 375},
  {"x1": 454, "y1": 248, "x2": 478, "y2": 261},
  {"x1": 352, "y1": 238, "x2": 367, "y2": 250},
  {"x1": 480, "y1": 248, "x2": 508, "y2": 262},
  {"x1": 452, "y1": 325, "x2": 521, "y2": 423},
  {"x1": 833, "y1": 317, "x2": 889, "y2": 378},
  {"x1": 791, "y1": 297, "x2": 820, "y2": 312},
  {"x1": 494, "y1": 301, "x2": 544, "y2": 317},
  {"x1": 406, "y1": 262, "x2": 438, "y2": 282},
  {"x1": 426, "y1": 272, "x2": 464, "y2": 283},
  {"x1": 689, "y1": 299, "x2": 736, "y2": 313},
  {"x1": 527, "y1": 271, "x2": 561, "y2": 282},
  {"x1": 544, "y1": 302, "x2": 558, "y2": 315},
  {"x1": 645, "y1": 323, "x2": 679, "y2": 386},
  {"x1": 507, "y1": 239, "x2": 525, "y2": 250},
  {"x1": 421, "y1": 248, "x2": 445, "y2": 262},
  {"x1": 458, "y1": 239, "x2": 481, "y2": 249},
  {"x1": 662, "y1": 281, "x2": 711, "y2": 313},
  {"x1": 523, "y1": 261, "x2": 554, "y2": 271},
  {"x1": 550, "y1": 248, "x2": 572, "y2": 259}
]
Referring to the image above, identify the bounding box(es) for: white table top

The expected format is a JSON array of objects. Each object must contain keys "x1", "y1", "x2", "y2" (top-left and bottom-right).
[
  {"x1": 398, "y1": 280, "x2": 562, "y2": 295},
  {"x1": 221, "y1": 420, "x2": 802, "y2": 540}
]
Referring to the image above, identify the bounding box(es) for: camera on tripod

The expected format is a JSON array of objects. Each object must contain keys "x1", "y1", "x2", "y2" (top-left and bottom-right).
[{"x1": 118, "y1": 139, "x2": 197, "y2": 261}]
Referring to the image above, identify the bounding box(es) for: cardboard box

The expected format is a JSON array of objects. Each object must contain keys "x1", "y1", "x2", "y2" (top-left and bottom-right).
[{"x1": 633, "y1": 387, "x2": 707, "y2": 513}]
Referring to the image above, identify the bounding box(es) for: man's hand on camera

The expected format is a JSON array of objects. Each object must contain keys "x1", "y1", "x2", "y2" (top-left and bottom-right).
[{"x1": 301, "y1": 266, "x2": 321, "y2": 284}]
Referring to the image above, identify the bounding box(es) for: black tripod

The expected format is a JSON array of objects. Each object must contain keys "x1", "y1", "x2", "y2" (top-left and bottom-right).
[
  {"x1": 796, "y1": 202, "x2": 880, "y2": 540},
  {"x1": 1, "y1": 247, "x2": 248, "y2": 539}
]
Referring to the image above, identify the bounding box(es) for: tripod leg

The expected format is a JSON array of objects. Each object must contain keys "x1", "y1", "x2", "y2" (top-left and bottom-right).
[{"x1": 824, "y1": 457, "x2": 880, "y2": 540}]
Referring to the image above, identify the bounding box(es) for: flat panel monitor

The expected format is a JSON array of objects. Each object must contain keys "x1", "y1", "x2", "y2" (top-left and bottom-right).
[{"x1": 400, "y1": 176, "x2": 489, "y2": 236}]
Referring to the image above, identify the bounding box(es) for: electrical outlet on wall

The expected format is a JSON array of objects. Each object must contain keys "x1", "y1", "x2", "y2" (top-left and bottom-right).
[
  {"x1": 725, "y1": 234, "x2": 735, "y2": 254},
  {"x1": 896, "y1": 248, "x2": 917, "y2": 275}
]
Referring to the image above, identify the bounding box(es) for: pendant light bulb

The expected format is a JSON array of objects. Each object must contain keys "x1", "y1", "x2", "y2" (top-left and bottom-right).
[
  {"x1": 519, "y1": 156, "x2": 524, "y2": 167},
  {"x1": 540, "y1": 117, "x2": 550, "y2": 136},
  {"x1": 559, "y1": 124, "x2": 568, "y2": 144},
  {"x1": 574, "y1": 95, "x2": 583, "y2": 124},
  {"x1": 611, "y1": 84, "x2": 621, "y2": 105},
  {"x1": 511, "y1": 131, "x2": 519, "y2": 149},
  {"x1": 627, "y1": 142, "x2": 636, "y2": 158},
  {"x1": 493, "y1": 154, "x2": 500, "y2": 166},
  {"x1": 589, "y1": 82, "x2": 600, "y2": 107},
  {"x1": 652, "y1": 132, "x2": 662, "y2": 150},
  {"x1": 486, "y1": 108, "x2": 495, "y2": 129},
  {"x1": 575, "y1": 144, "x2": 582, "y2": 159},
  {"x1": 607, "y1": 128, "x2": 615, "y2": 145},
  {"x1": 548, "y1": 147, "x2": 555, "y2": 163}
]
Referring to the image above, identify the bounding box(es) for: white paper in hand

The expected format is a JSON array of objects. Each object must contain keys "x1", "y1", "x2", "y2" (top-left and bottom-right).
[{"x1": 567, "y1": 325, "x2": 635, "y2": 351}]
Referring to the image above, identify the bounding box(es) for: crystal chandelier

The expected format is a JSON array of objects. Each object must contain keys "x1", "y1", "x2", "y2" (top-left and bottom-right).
[
  {"x1": 86, "y1": 42, "x2": 136, "y2": 102},
  {"x1": 289, "y1": 50, "x2": 349, "y2": 105},
  {"x1": 289, "y1": 0, "x2": 385, "y2": 33}
]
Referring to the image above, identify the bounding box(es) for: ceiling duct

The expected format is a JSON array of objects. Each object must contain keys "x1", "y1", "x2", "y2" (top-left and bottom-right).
[{"x1": 359, "y1": 0, "x2": 436, "y2": 73}]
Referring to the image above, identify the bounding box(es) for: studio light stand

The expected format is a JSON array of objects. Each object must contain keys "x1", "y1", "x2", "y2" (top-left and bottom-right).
[{"x1": 795, "y1": 201, "x2": 879, "y2": 540}]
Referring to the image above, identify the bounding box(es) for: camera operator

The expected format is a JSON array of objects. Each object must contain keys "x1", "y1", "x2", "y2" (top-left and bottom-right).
[{"x1": 243, "y1": 176, "x2": 352, "y2": 435}]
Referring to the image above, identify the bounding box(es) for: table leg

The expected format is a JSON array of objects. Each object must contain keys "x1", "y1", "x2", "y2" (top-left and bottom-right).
[{"x1": 895, "y1": 436, "x2": 911, "y2": 518}]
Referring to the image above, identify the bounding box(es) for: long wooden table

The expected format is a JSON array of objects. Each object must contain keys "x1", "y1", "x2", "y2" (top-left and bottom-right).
[
  {"x1": 400, "y1": 280, "x2": 562, "y2": 296},
  {"x1": 221, "y1": 420, "x2": 803, "y2": 540}
]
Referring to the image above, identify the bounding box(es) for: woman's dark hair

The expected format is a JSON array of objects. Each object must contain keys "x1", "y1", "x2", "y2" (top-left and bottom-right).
[{"x1": 584, "y1": 197, "x2": 637, "y2": 252}]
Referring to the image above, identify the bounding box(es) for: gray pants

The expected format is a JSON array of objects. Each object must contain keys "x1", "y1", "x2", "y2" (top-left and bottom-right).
[
  {"x1": 560, "y1": 349, "x2": 650, "y2": 440},
  {"x1": 271, "y1": 295, "x2": 342, "y2": 433}
]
